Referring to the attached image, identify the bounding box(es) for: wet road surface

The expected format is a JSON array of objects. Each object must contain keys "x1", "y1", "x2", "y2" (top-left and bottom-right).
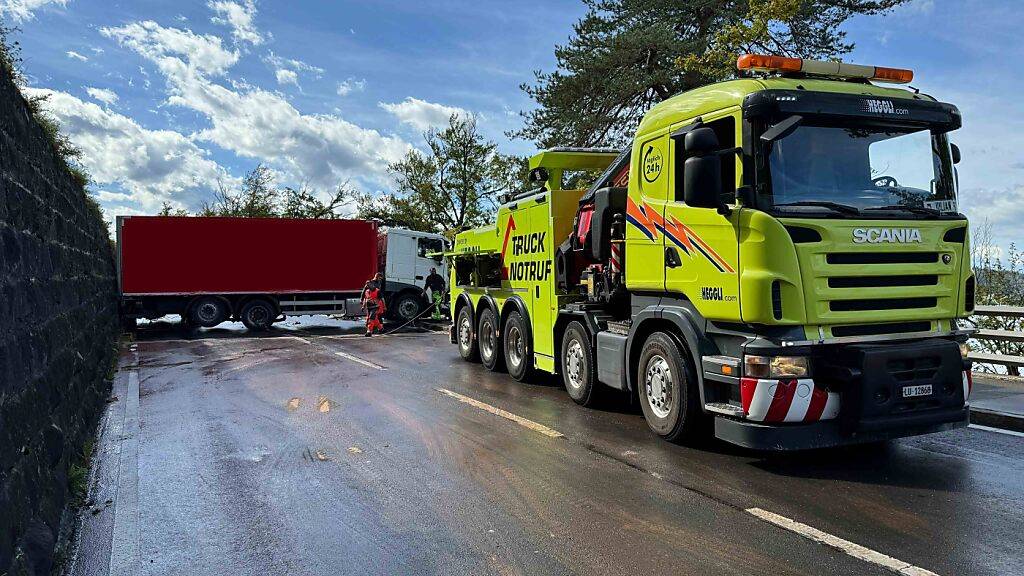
[{"x1": 69, "y1": 323, "x2": 1024, "y2": 575}]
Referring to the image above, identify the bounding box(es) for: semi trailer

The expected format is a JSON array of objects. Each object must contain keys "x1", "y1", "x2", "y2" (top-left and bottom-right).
[
  {"x1": 448, "y1": 54, "x2": 974, "y2": 450},
  {"x1": 117, "y1": 216, "x2": 448, "y2": 330}
]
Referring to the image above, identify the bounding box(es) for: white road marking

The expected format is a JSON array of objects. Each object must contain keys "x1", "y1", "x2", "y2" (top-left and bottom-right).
[
  {"x1": 109, "y1": 353, "x2": 141, "y2": 576},
  {"x1": 436, "y1": 388, "x2": 564, "y2": 438},
  {"x1": 334, "y1": 350, "x2": 387, "y2": 371},
  {"x1": 969, "y1": 423, "x2": 1024, "y2": 438},
  {"x1": 746, "y1": 508, "x2": 939, "y2": 576}
]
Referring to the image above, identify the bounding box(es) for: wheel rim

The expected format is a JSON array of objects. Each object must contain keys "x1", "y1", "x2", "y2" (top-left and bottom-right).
[
  {"x1": 248, "y1": 305, "x2": 269, "y2": 326},
  {"x1": 565, "y1": 339, "x2": 584, "y2": 390},
  {"x1": 480, "y1": 319, "x2": 495, "y2": 360},
  {"x1": 645, "y1": 354, "x2": 673, "y2": 419},
  {"x1": 459, "y1": 315, "x2": 472, "y2": 350},
  {"x1": 507, "y1": 326, "x2": 523, "y2": 367},
  {"x1": 197, "y1": 302, "x2": 219, "y2": 323},
  {"x1": 399, "y1": 298, "x2": 419, "y2": 320}
]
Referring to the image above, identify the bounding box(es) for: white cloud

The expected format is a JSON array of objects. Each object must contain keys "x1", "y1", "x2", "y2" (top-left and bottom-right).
[
  {"x1": 379, "y1": 97, "x2": 469, "y2": 132},
  {"x1": 336, "y1": 77, "x2": 365, "y2": 96},
  {"x1": 274, "y1": 68, "x2": 298, "y2": 86},
  {"x1": 85, "y1": 86, "x2": 118, "y2": 106},
  {"x1": 264, "y1": 51, "x2": 322, "y2": 87},
  {"x1": 102, "y1": 18, "x2": 410, "y2": 189},
  {"x1": 25, "y1": 87, "x2": 233, "y2": 211},
  {"x1": 65, "y1": 50, "x2": 88, "y2": 62},
  {"x1": 209, "y1": 0, "x2": 263, "y2": 46},
  {"x1": 0, "y1": 0, "x2": 67, "y2": 22}
]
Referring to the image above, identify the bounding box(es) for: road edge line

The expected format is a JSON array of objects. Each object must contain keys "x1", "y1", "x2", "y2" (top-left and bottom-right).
[
  {"x1": 968, "y1": 423, "x2": 1024, "y2": 438},
  {"x1": 108, "y1": 346, "x2": 141, "y2": 576},
  {"x1": 436, "y1": 388, "x2": 564, "y2": 438},
  {"x1": 745, "y1": 507, "x2": 939, "y2": 576},
  {"x1": 333, "y1": 350, "x2": 387, "y2": 371}
]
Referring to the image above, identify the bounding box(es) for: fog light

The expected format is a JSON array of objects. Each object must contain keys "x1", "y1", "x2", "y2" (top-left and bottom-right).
[{"x1": 744, "y1": 355, "x2": 809, "y2": 378}]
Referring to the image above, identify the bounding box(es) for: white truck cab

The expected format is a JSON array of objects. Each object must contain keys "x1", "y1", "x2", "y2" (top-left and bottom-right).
[{"x1": 380, "y1": 228, "x2": 449, "y2": 320}]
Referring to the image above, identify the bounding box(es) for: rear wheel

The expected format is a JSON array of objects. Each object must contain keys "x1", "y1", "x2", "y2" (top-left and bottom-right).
[
  {"x1": 456, "y1": 306, "x2": 479, "y2": 362},
  {"x1": 189, "y1": 296, "x2": 228, "y2": 328},
  {"x1": 240, "y1": 299, "x2": 275, "y2": 331},
  {"x1": 478, "y1": 308, "x2": 504, "y2": 371},
  {"x1": 561, "y1": 321, "x2": 600, "y2": 406},
  {"x1": 637, "y1": 332, "x2": 702, "y2": 443},
  {"x1": 503, "y1": 310, "x2": 532, "y2": 382}
]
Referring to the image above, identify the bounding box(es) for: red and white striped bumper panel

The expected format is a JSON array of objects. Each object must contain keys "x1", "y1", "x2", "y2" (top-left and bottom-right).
[{"x1": 740, "y1": 378, "x2": 840, "y2": 423}]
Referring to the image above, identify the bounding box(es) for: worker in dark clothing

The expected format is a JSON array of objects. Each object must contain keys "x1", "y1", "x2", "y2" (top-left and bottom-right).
[
  {"x1": 423, "y1": 268, "x2": 446, "y2": 320},
  {"x1": 361, "y1": 272, "x2": 386, "y2": 336}
]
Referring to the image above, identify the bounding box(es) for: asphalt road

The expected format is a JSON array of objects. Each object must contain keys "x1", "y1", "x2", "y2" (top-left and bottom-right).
[{"x1": 67, "y1": 321, "x2": 1024, "y2": 576}]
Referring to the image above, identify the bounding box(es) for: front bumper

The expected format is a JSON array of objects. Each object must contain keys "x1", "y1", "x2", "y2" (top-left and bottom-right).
[{"x1": 714, "y1": 406, "x2": 969, "y2": 451}]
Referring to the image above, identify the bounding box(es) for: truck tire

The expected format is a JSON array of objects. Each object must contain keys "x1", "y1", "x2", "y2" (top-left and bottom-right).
[
  {"x1": 240, "y1": 299, "x2": 275, "y2": 331},
  {"x1": 189, "y1": 296, "x2": 228, "y2": 328},
  {"x1": 392, "y1": 292, "x2": 423, "y2": 322},
  {"x1": 503, "y1": 310, "x2": 532, "y2": 382},
  {"x1": 561, "y1": 321, "x2": 600, "y2": 406},
  {"x1": 478, "y1": 308, "x2": 504, "y2": 372},
  {"x1": 637, "y1": 331, "x2": 702, "y2": 443},
  {"x1": 456, "y1": 306, "x2": 479, "y2": 362}
]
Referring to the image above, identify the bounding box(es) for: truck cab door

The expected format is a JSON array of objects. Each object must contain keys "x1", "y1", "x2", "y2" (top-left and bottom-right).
[
  {"x1": 663, "y1": 114, "x2": 741, "y2": 320},
  {"x1": 625, "y1": 134, "x2": 670, "y2": 292}
]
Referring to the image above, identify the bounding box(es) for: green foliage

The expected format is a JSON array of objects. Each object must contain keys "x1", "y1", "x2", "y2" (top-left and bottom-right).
[
  {"x1": 515, "y1": 0, "x2": 907, "y2": 148},
  {"x1": 196, "y1": 164, "x2": 353, "y2": 219},
  {"x1": 356, "y1": 115, "x2": 528, "y2": 237},
  {"x1": 67, "y1": 438, "x2": 95, "y2": 509},
  {"x1": 158, "y1": 202, "x2": 189, "y2": 217}
]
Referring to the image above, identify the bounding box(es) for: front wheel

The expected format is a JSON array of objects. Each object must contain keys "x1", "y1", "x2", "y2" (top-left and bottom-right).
[
  {"x1": 561, "y1": 321, "x2": 600, "y2": 406},
  {"x1": 503, "y1": 310, "x2": 532, "y2": 382},
  {"x1": 637, "y1": 332, "x2": 702, "y2": 443},
  {"x1": 456, "y1": 306, "x2": 479, "y2": 362},
  {"x1": 392, "y1": 292, "x2": 423, "y2": 322},
  {"x1": 240, "y1": 299, "x2": 276, "y2": 331}
]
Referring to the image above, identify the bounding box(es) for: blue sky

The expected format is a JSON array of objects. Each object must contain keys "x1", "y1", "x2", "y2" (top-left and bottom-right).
[{"x1": 3, "y1": 0, "x2": 1022, "y2": 251}]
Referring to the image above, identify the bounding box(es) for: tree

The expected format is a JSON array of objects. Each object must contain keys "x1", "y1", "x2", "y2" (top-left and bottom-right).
[
  {"x1": 357, "y1": 115, "x2": 528, "y2": 236},
  {"x1": 195, "y1": 164, "x2": 353, "y2": 219},
  {"x1": 514, "y1": 0, "x2": 907, "y2": 148},
  {"x1": 968, "y1": 219, "x2": 1024, "y2": 376}
]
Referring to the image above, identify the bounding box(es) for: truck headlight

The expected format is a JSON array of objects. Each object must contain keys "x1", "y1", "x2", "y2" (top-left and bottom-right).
[
  {"x1": 959, "y1": 342, "x2": 970, "y2": 359},
  {"x1": 744, "y1": 355, "x2": 809, "y2": 379}
]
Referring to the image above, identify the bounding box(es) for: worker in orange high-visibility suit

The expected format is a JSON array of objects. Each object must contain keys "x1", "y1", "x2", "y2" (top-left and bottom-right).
[{"x1": 361, "y1": 273, "x2": 386, "y2": 337}]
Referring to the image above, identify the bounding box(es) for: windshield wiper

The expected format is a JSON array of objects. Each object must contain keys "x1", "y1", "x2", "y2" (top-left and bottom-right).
[
  {"x1": 774, "y1": 201, "x2": 861, "y2": 216},
  {"x1": 863, "y1": 205, "x2": 941, "y2": 217}
]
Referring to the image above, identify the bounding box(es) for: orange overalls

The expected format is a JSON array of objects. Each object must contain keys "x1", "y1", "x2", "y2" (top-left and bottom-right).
[{"x1": 364, "y1": 287, "x2": 386, "y2": 334}]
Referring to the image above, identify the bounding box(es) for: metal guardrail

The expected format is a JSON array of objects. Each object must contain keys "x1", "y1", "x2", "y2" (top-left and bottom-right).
[{"x1": 969, "y1": 305, "x2": 1024, "y2": 372}]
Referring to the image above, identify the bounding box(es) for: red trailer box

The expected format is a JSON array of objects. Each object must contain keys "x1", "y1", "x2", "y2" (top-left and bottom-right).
[{"x1": 117, "y1": 216, "x2": 378, "y2": 329}]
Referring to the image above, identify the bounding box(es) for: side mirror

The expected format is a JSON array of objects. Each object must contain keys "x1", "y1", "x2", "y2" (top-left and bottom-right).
[
  {"x1": 951, "y1": 143, "x2": 961, "y2": 165},
  {"x1": 683, "y1": 127, "x2": 723, "y2": 210}
]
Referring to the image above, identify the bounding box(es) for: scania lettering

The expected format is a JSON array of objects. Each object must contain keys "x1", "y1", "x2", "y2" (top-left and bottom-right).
[{"x1": 447, "y1": 54, "x2": 973, "y2": 450}]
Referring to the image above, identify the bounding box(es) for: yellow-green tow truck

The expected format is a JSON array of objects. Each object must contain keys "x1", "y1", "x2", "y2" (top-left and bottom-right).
[{"x1": 447, "y1": 54, "x2": 974, "y2": 450}]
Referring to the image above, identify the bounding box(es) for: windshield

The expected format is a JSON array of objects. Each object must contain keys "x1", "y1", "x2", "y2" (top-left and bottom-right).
[{"x1": 766, "y1": 123, "x2": 957, "y2": 216}]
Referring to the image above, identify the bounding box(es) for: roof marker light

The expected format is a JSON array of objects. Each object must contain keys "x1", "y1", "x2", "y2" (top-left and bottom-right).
[{"x1": 737, "y1": 54, "x2": 914, "y2": 84}]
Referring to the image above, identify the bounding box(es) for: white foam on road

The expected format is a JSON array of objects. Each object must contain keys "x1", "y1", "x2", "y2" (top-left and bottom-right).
[
  {"x1": 746, "y1": 508, "x2": 940, "y2": 576},
  {"x1": 968, "y1": 423, "x2": 1024, "y2": 438},
  {"x1": 436, "y1": 388, "x2": 564, "y2": 438}
]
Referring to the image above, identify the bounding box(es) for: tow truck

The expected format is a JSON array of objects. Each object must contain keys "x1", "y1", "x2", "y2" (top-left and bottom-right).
[{"x1": 447, "y1": 54, "x2": 973, "y2": 450}]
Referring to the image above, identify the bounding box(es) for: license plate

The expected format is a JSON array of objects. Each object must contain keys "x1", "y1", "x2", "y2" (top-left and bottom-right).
[{"x1": 902, "y1": 384, "x2": 932, "y2": 398}]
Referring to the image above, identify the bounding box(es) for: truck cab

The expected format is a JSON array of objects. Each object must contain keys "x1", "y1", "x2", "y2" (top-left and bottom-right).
[
  {"x1": 449, "y1": 55, "x2": 973, "y2": 450},
  {"x1": 381, "y1": 228, "x2": 450, "y2": 320}
]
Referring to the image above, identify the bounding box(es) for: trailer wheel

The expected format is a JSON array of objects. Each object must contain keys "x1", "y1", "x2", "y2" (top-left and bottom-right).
[
  {"x1": 240, "y1": 299, "x2": 275, "y2": 331},
  {"x1": 392, "y1": 292, "x2": 423, "y2": 322},
  {"x1": 503, "y1": 310, "x2": 532, "y2": 382},
  {"x1": 189, "y1": 296, "x2": 228, "y2": 328},
  {"x1": 478, "y1": 308, "x2": 504, "y2": 372},
  {"x1": 637, "y1": 331, "x2": 702, "y2": 443},
  {"x1": 456, "y1": 306, "x2": 479, "y2": 362},
  {"x1": 561, "y1": 321, "x2": 600, "y2": 406}
]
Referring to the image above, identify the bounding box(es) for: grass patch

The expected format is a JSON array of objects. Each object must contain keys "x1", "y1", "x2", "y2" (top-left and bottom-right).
[{"x1": 67, "y1": 438, "x2": 95, "y2": 509}]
